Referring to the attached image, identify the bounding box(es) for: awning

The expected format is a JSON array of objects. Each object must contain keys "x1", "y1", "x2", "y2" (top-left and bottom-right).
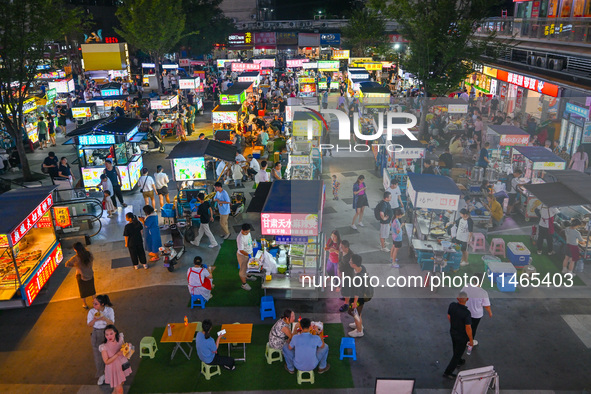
[
  {"x1": 165, "y1": 140, "x2": 237, "y2": 162},
  {"x1": 212, "y1": 104, "x2": 243, "y2": 113},
  {"x1": 545, "y1": 170, "x2": 591, "y2": 204},
  {"x1": 407, "y1": 173, "x2": 461, "y2": 211},
  {"x1": 128, "y1": 132, "x2": 148, "y2": 143},
  {"x1": 62, "y1": 138, "x2": 75, "y2": 145},
  {"x1": 0, "y1": 185, "x2": 58, "y2": 235},
  {"x1": 487, "y1": 125, "x2": 528, "y2": 136},
  {"x1": 522, "y1": 183, "x2": 589, "y2": 207},
  {"x1": 262, "y1": 180, "x2": 323, "y2": 214},
  {"x1": 246, "y1": 182, "x2": 273, "y2": 213},
  {"x1": 513, "y1": 146, "x2": 566, "y2": 164},
  {"x1": 67, "y1": 117, "x2": 141, "y2": 137}
]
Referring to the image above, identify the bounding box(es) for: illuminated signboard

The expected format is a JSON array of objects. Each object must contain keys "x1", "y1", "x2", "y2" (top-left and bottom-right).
[
  {"x1": 46, "y1": 88, "x2": 57, "y2": 104},
  {"x1": 36, "y1": 211, "x2": 53, "y2": 228},
  {"x1": 228, "y1": 32, "x2": 252, "y2": 46},
  {"x1": 105, "y1": 37, "x2": 119, "y2": 43},
  {"x1": 101, "y1": 89, "x2": 120, "y2": 97},
  {"x1": 332, "y1": 50, "x2": 350, "y2": 59},
  {"x1": 35, "y1": 70, "x2": 66, "y2": 79},
  {"x1": 261, "y1": 213, "x2": 319, "y2": 236},
  {"x1": 48, "y1": 79, "x2": 74, "y2": 93},
  {"x1": 72, "y1": 106, "x2": 92, "y2": 118},
  {"x1": 231, "y1": 62, "x2": 261, "y2": 72},
  {"x1": 24, "y1": 244, "x2": 63, "y2": 306},
  {"x1": 54, "y1": 207, "x2": 71, "y2": 228},
  {"x1": 298, "y1": 78, "x2": 315, "y2": 84},
  {"x1": 142, "y1": 63, "x2": 156, "y2": 68},
  {"x1": 216, "y1": 59, "x2": 239, "y2": 68},
  {"x1": 499, "y1": 134, "x2": 530, "y2": 146},
  {"x1": 179, "y1": 79, "x2": 196, "y2": 89},
  {"x1": 220, "y1": 94, "x2": 241, "y2": 105},
  {"x1": 496, "y1": 70, "x2": 559, "y2": 97},
  {"x1": 212, "y1": 110, "x2": 238, "y2": 124},
  {"x1": 151, "y1": 95, "x2": 178, "y2": 110},
  {"x1": 22, "y1": 98, "x2": 37, "y2": 114},
  {"x1": 318, "y1": 60, "x2": 339, "y2": 71},
  {"x1": 162, "y1": 64, "x2": 178, "y2": 69},
  {"x1": 302, "y1": 62, "x2": 318, "y2": 69},
  {"x1": 252, "y1": 59, "x2": 276, "y2": 68},
  {"x1": 79, "y1": 135, "x2": 115, "y2": 145},
  {"x1": 286, "y1": 59, "x2": 310, "y2": 68},
  {"x1": 354, "y1": 62, "x2": 382, "y2": 71},
  {"x1": 82, "y1": 167, "x2": 104, "y2": 189},
  {"x1": 10, "y1": 193, "x2": 53, "y2": 246}
]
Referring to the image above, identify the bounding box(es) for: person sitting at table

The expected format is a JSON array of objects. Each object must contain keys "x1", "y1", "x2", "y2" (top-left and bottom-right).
[
  {"x1": 196, "y1": 319, "x2": 236, "y2": 370},
  {"x1": 268, "y1": 309, "x2": 297, "y2": 351},
  {"x1": 187, "y1": 256, "x2": 213, "y2": 301},
  {"x1": 283, "y1": 317, "x2": 330, "y2": 374},
  {"x1": 230, "y1": 195, "x2": 244, "y2": 215}
]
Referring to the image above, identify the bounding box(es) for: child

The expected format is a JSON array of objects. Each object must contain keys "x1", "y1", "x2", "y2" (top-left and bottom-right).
[
  {"x1": 427, "y1": 136, "x2": 440, "y2": 154},
  {"x1": 563, "y1": 219, "x2": 584, "y2": 275},
  {"x1": 232, "y1": 161, "x2": 243, "y2": 187},
  {"x1": 390, "y1": 208, "x2": 404, "y2": 268},
  {"x1": 103, "y1": 190, "x2": 116, "y2": 217},
  {"x1": 332, "y1": 175, "x2": 340, "y2": 200}
]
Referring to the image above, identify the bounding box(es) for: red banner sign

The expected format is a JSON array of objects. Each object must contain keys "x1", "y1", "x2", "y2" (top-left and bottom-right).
[
  {"x1": 499, "y1": 134, "x2": 530, "y2": 146},
  {"x1": 53, "y1": 207, "x2": 71, "y2": 228},
  {"x1": 24, "y1": 244, "x2": 63, "y2": 306},
  {"x1": 231, "y1": 62, "x2": 262, "y2": 72},
  {"x1": 10, "y1": 194, "x2": 53, "y2": 246},
  {"x1": 36, "y1": 211, "x2": 53, "y2": 228},
  {"x1": 496, "y1": 70, "x2": 559, "y2": 97},
  {"x1": 286, "y1": 59, "x2": 310, "y2": 68}
]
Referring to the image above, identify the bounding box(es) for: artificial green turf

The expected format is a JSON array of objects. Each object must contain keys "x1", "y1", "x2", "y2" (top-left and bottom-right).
[
  {"x1": 445, "y1": 235, "x2": 584, "y2": 290},
  {"x1": 129, "y1": 323, "x2": 355, "y2": 393},
  {"x1": 190, "y1": 240, "x2": 264, "y2": 307}
]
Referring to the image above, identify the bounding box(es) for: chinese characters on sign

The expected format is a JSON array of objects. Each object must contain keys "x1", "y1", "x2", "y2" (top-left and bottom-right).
[
  {"x1": 396, "y1": 148, "x2": 425, "y2": 159},
  {"x1": 286, "y1": 59, "x2": 310, "y2": 68},
  {"x1": 78, "y1": 135, "x2": 116, "y2": 146},
  {"x1": 36, "y1": 211, "x2": 53, "y2": 228},
  {"x1": 415, "y1": 192, "x2": 459, "y2": 211},
  {"x1": 231, "y1": 62, "x2": 261, "y2": 72},
  {"x1": 496, "y1": 70, "x2": 559, "y2": 97},
  {"x1": 53, "y1": 207, "x2": 71, "y2": 228},
  {"x1": 10, "y1": 194, "x2": 53, "y2": 246},
  {"x1": 499, "y1": 134, "x2": 530, "y2": 146},
  {"x1": 261, "y1": 213, "x2": 319, "y2": 236},
  {"x1": 24, "y1": 244, "x2": 63, "y2": 306},
  {"x1": 275, "y1": 236, "x2": 310, "y2": 245}
]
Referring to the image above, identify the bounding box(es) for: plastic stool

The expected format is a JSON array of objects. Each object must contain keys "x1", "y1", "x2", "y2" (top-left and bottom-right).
[
  {"x1": 470, "y1": 233, "x2": 486, "y2": 252},
  {"x1": 139, "y1": 336, "x2": 158, "y2": 359},
  {"x1": 489, "y1": 238, "x2": 506, "y2": 257},
  {"x1": 297, "y1": 370, "x2": 315, "y2": 385},
  {"x1": 260, "y1": 295, "x2": 276, "y2": 320},
  {"x1": 190, "y1": 294, "x2": 206, "y2": 309},
  {"x1": 201, "y1": 361, "x2": 221, "y2": 380},
  {"x1": 339, "y1": 337, "x2": 357, "y2": 360},
  {"x1": 265, "y1": 342, "x2": 283, "y2": 364}
]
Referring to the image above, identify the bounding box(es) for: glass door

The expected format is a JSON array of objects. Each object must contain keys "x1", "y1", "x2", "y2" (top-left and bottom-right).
[
  {"x1": 559, "y1": 118, "x2": 569, "y2": 147},
  {"x1": 566, "y1": 122, "x2": 576, "y2": 155}
]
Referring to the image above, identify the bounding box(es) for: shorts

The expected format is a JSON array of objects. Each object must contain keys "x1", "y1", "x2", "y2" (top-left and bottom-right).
[
  {"x1": 392, "y1": 241, "x2": 402, "y2": 249},
  {"x1": 508, "y1": 193, "x2": 517, "y2": 205},
  {"x1": 142, "y1": 190, "x2": 155, "y2": 199},
  {"x1": 380, "y1": 223, "x2": 390, "y2": 239},
  {"x1": 39, "y1": 133, "x2": 47, "y2": 141},
  {"x1": 457, "y1": 241, "x2": 468, "y2": 252},
  {"x1": 157, "y1": 186, "x2": 169, "y2": 195},
  {"x1": 567, "y1": 244, "x2": 580, "y2": 261}
]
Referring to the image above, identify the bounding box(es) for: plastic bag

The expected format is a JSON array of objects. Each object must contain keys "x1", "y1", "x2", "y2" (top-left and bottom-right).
[{"x1": 262, "y1": 251, "x2": 278, "y2": 274}]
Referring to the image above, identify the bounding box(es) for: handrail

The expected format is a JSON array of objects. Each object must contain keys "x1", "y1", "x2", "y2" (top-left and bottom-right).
[
  {"x1": 477, "y1": 16, "x2": 591, "y2": 44},
  {"x1": 52, "y1": 189, "x2": 105, "y2": 238}
]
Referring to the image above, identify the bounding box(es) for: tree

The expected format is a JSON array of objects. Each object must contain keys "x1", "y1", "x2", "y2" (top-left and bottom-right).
[
  {"x1": 370, "y1": 0, "x2": 500, "y2": 136},
  {"x1": 176, "y1": 0, "x2": 234, "y2": 57},
  {"x1": 341, "y1": 9, "x2": 388, "y2": 57},
  {"x1": 115, "y1": 0, "x2": 192, "y2": 93},
  {"x1": 0, "y1": 0, "x2": 84, "y2": 181}
]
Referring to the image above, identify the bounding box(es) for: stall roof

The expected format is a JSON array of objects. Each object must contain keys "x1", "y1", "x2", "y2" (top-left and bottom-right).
[
  {"x1": 487, "y1": 125, "x2": 528, "y2": 135},
  {"x1": 224, "y1": 82, "x2": 253, "y2": 95},
  {"x1": 408, "y1": 173, "x2": 461, "y2": 194},
  {"x1": 359, "y1": 82, "x2": 390, "y2": 94},
  {"x1": 165, "y1": 140, "x2": 237, "y2": 162},
  {"x1": 261, "y1": 180, "x2": 324, "y2": 214},
  {"x1": 545, "y1": 170, "x2": 591, "y2": 204},
  {"x1": 513, "y1": 146, "x2": 566, "y2": 164},
  {"x1": 246, "y1": 182, "x2": 273, "y2": 213},
  {"x1": 239, "y1": 71, "x2": 260, "y2": 77},
  {"x1": 67, "y1": 117, "x2": 140, "y2": 137},
  {"x1": 390, "y1": 137, "x2": 426, "y2": 149},
  {"x1": 522, "y1": 183, "x2": 590, "y2": 207},
  {"x1": 88, "y1": 95, "x2": 129, "y2": 101},
  {"x1": 0, "y1": 185, "x2": 58, "y2": 235},
  {"x1": 212, "y1": 104, "x2": 243, "y2": 113},
  {"x1": 99, "y1": 82, "x2": 122, "y2": 90}
]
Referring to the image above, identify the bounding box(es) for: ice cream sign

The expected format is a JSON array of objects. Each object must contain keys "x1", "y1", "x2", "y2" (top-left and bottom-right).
[{"x1": 261, "y1": 213, "x2": 319, "y2": 236}]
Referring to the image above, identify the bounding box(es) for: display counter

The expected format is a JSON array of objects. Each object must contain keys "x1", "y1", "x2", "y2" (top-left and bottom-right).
[
  {"x1": 298, "y1": 77, "x2": 317, "y2": 97},
  {"x1": 87, "y1": 95, "x2": 129, "y2": 117},
  {"x1": 0, "y1": 186, "x2": 63, "y2": 307}
]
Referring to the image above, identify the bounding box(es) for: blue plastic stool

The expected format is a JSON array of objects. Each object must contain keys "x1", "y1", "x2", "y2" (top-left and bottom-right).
[
  {"x1": 339, "y1": 337, "x2": 357, "y2": 360},
  {"x1": 260, "y1": 295, "x2": 276, "y2": 320},
  {"x1": 190, "y1": 294, "x2": 206, "y2": 309}
]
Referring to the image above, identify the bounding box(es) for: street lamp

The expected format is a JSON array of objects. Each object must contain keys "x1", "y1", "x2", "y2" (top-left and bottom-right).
[{"x1": 394, "y1": 43, "x2": 401, "y2": 50}]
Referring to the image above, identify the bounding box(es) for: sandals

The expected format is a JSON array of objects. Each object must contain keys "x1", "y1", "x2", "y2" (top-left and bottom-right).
[{"x1": 149, "y1": 256, "x2": 160, "y2": 262}]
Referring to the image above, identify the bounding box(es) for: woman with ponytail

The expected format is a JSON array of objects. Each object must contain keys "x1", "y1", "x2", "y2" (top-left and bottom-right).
[{"x1": 124, "y1": 212, "x2": 148, "y2": 269}]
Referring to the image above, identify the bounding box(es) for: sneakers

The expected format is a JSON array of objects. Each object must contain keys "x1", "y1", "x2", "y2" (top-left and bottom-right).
[
  {"x1": 358, "y1": 222, "x2": 365, "y2": 227},
  {"x1": 348, "y1": 329, "x2": 364, "y2": 338},
  {"x1": 241, "y1": 283, "x2": 252, "y2": 291},
  {"x1": 224, "y1": 365, "x2": 236, "y2": 370},
  {"x1": 537, "y1": 250, "x2": 543, "y2": 255},
  {"x1": 318, "y1": 364, "x2": 331, "y2": 374},
  {"x1": 381, "y1": 247, "x2": 390, "y2": 252},
  {"x1": 460, "y1": 261, "x2": 469, "y2": 267},
  {"x1": 562, "y1": 267, "x2": 568, "y2": 273},
  {"x1": 350, "y1": 224, "x2": 358, "y2": 230},
  {"x1": 285, "y1": 364, "x2": 294, "y2": 374},
  {"x1": 338, "y1": 304, "x2": 349, "y2": 312},
  {"x1": 348, "y1": 322, "x2": 364, "y2": 330},
  {"x1": 222, "y1": 234, "x2": 231, "y2": 240},
  {"x1": 247, "y1": 276, "x2": 258, "y2": 281},
  {"x1": 391, "y1": 263, "x2": 400, "y2": 268},
  {"x1": 209, "y1": 244, "x2": 219, "y2": 248},
  {"x1": 97, "y1": 375, "x2": 105, "y2": 385},
  {"x1": 190, "y1": 240, "x2": 200, "y2": 246},
  {"x1": 134, "y1": 265, "x2": 139, "y2": 270}
]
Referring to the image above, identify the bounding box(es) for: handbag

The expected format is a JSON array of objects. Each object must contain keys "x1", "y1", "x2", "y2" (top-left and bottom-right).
[
  {"x1": 548, "y1": 215, "x2": 555, "y2": 235},
  {"x1": 122, "y1": 361, "x2": 131, "y2": 371}
]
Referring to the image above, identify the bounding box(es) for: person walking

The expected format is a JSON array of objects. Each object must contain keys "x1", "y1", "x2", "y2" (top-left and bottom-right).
[
  {"x1": 87, "y1": 295, "x2": 115, "y2": 386},
  {"x1": 138, "y1": 205, "x2": 161, "y2": 262},
  {"x1": 213, "y1": 182, "x2": 231, "y2": 239},
  {"x1": 190, "y1": 192, "x2": 219, "y2": 249},
  {"x1": 324, "y1": 230, "x2": 341, "y2": 278},
  {"x1": 42, "y1": 151, "x2": 59, "y2": 179},
  {"x1": 100, "y1": 324, "x2": 132, "y2": 393},
  {"x1": 236, "y1": 223, "x2": 255, "y2": 291},
  {"x1": 376, "y1": 192, "x2": 393, "y2": 252},
  {"x1": 65, "y1": 242, "x2": 95, "y2": 309},
  {"x1": 443, "y1": 291, "x2": 474, "y2": 380},
  {"x1": 390, "y1": 208, "x2": 404, "y2": 268},
  {"x1": 569, "y1": 145, "x2": 588, "y2": 172},
  {"x1": 347, "y1": 254, "x2": 372, "y2": 338},
  {"x1": 47, "y1": 113, "x2": 56, "y2": 147},
  {"x1": 154, "y1": 165, "x2": 171, "y2": 207},
  {"x1": 37, "y1": 116, "x2": 48, "y2": 149},
  {"x1": 461, "y1": 280, "x2": 492, "y2": 346},
  {"x1": 563, "y1": 219, "x2": 584, "y2": 275},
  {"x1": 57, "y1": 106, "x2": 68, "y2": 136},
  {"x1": 124, "y1": 212, "x2": 148, "y2": 269},
  {"x1": 455, "y1": 209, "x2": 474, "y2": 267},
  {"x1": 196, "y1": 319, "x2": 236, "y2": 370},
  {"x1": 337, "y1": 240, "x2": 355, "y2": 312},
  {"x1": 351, "y1": 175, "x2": 368, "y2": 230},
  {"x1": 103, "y1": 159, "x2": 127, "y2": 208},
  {"x1": 138, "y1": 168, "x2": 158, "y2": 209},
  {"x1": 536, "y1": 204, "x2": 559, "y2": 255}
]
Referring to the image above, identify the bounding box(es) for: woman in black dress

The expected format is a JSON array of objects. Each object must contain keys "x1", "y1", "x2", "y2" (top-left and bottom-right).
[{"x1": 124, "y1": 212, "x2": 148, "y2": 269}]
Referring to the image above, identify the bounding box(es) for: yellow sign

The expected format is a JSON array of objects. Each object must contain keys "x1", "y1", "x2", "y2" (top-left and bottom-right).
[
  {"x1": 298, "y1": 78, "x2": 315, "y2": 84},
  {"x1": 53, "y1": 207, "x2": 71, "y2": 228},
  {"x1": 354, "y1": 62, "x2": 382, "y2": 71},
  {"x1": 72, "y1": 107, "x2": 92, "y2": 118},
  {"x1": 332, "y1": 50, "x2": 350, "y2": 60},
  {"x1": 483, "y1": 66, "x2": 498, "y2": 78},
  {"x1": 350, "y1": 57, "x2": 372, "y2": 63}
]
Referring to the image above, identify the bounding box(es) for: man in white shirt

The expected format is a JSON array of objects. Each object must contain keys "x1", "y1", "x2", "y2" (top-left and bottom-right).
[
  {"x1": 138, "y1": 168, "x2": 158, "y2": 209},
  {"x1": 154, "y1": 165, "x2": 170, "y2": 206},
  {"x1": 246, "y1": 154, "x2": 260, "y2": 180},
  {"x1": 455, "y1": 209, "x2": 474, "y2": 267},
  {"x1": 385, "y1": 179, "x2": 403, "y2": 209},
  {"x1": 236, "y1": 223, "x2": 256, "y2": 291},
  {"x1": 537, "y1": 205, "x2": 560, "y2": 255},
  {"x1": 255, "y1": 160, "x2": 270, "y2": 184},
  {"x1": 461, "y1": 281, "x2": 492, "y2": 346}
]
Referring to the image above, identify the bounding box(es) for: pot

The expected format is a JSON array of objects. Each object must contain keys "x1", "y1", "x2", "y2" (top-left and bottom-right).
[
  {"x1": 471, "y1": 166, "x2": 484, "y2": 183},
  {"x1": 486, "y1": 168, "x2": 498, "y2": 182}
]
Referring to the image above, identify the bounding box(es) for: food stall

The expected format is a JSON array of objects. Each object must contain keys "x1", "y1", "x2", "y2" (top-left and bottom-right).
[
  {"x1": 67, "y1": 117, "x2": 145, "y2": 190},
  {"x1": 237, "y1": 71, "x2": 261, "y2": 87},
  {"x1": 220, "y1": 82, "x2": 252, "y2": 106},
  {"x1": 347, "y1": 68, "x2": 371, "y2": 97},
  {"x1": 141, "y1": 63, "x2": 159, "y2": 91},
  {"x1": 87, "y1": 96, "x2": 129, "y2": 117},
  {"x1": 48, "y1": 78, "x2": 75, "y2": 107},
  {"x1": 71, "y1": 102, "x2": 99, "y2": 125},
  {"x1": 297, "y1": 77, "x2": 317, "y2": 98},
  {"x1": 358, "y1": 82, "x2": 390, "y2": 109},
  {"x1": 150, "y1": 95, "x2": 179, "y2": 136},
  {"x1": 0, "y1": 186, "x2": 63, "y2": 308},
  {"x1": 511, "y1": 146, "x2": 567, "y2": 221},
  {"x1": 291, "y1": 111, "x2": 323, "y2": 173},
  {"x1": 212, "y1": 104, "x2": 244, "y2": 136},
  {"x1": 99, "y1": 82, "x2": 124, "y2": 97},
  {"x1": 286, "y1": 151, "x2": 314, "y2": 180},
  {"x1": 165, "y1": 140, "x2": 238, "y2": 225},
  {"x1": 486, "y1": 125, "x2": 530, "y2": 162},
  {"x1": 248, "y1": 180, "x2": 326, "y2": 298}
]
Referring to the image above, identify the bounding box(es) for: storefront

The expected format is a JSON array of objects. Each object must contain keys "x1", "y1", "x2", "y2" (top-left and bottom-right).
[
  {"x1": 71, "y1": 102, "x2": 99, "y2": 125},
  {"x1": 0, "y1": 186, "x2": 63, "y2": 308},
  {"x1": 227, "y1": 32, "x2": 254, "y2": 57},
  {"x1": 298, "y1": 33, "x2": 320, "y2": 58},
  {"x1": 297, "y1": 77, "x2": 317, "y2": 97},
  {"x1": 67, "y1": 117, "x2": 145, "y2": 190},
  {"x1": 253, "y1": 33, "x2": 276, "y2": 56},
  {"x1": 559, "y1": 102, "x2": 589, "y2": 156}
]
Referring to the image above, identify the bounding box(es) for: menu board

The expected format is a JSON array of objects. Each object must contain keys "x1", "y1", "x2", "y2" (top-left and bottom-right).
[
  {"x1": 173, "y1": 157, "x2": 207, "y2": 180},
  {"x1": 212, "y1": 111, "x2": 238, "y2": 124},
  {"x1": 23, "y1": 243, "x2": 63, "y2": 306},
  {"x1": 72, "y1": 107, "x2": 93, "y2": 119},
  {"x1": 82, "y1": 167, "x2": 103, "y2": 189}
]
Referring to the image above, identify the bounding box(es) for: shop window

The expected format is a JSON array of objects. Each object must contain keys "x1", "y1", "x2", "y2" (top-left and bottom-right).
[
  {"x1": 573, "y1": 0, "x2": 585, "y2": 15},
  {"x1": 539, "y1": 0, "x2": 549, "y2": 17},
  {"x1": 584, "y1": 0, "x2": 591, "y2": 15},
  {"x1": 560, "y1": 0, "x2": 573, "y2": 16},
  {"x1": 548, "y1": 0, "x2": 560, "y2": 16}
]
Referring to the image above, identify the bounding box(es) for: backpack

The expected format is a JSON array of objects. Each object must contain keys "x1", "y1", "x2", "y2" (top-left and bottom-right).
[{"x1": 374, "y1": 201, "x2": 385, "y2": 221}]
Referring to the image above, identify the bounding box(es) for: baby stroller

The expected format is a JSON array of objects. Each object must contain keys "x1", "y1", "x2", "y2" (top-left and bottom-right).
[{"x1": 160, "y1": 223, "x2": 186, "y2": 272}]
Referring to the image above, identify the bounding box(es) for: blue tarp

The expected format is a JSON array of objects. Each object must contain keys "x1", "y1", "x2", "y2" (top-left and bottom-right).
[
  {"x1": 0, "y1": 185, "x2": 58, "y2": 235},
  {"x1": 513, "y1": 146, "x2": 566, "y2": 164},
  {"x1": 408, "y1": 173, "x2": 461, "y2": 194},
  {"x1": 262, "y1": 180, "x2": 323, "y2": 214}
]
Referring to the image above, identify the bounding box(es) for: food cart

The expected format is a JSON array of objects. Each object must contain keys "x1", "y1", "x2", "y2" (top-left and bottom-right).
[
  {"x1": 297, "y1": 77, "x2": 317, "y2": 98},
  {"x1": 87, "y1": 96, "x2": 129, "y2": 117},
  {"x1": 406, "y1": 174, "x2": 463, "y2": 271},
  {"x1": 212, "y1": 104, "x2": 244, "y2": 136},
  {"x1": 220, "y1": 82, "x2": 252, "y2": 106},
  {"x1": 0, "y1": 186, "x2": 63, "y2": 308},
  {"x1": 237, "y1": 71, "x2": 261, "y2": 87},
  {"x1": 347, "y1": 68, "x2": 370, "y2": 97},
  {"x1": 150, "y1": 95, "x2": 179, "y2": 136},
  {"x1": 67, "y1": 117, "x2": 145, "y2": 190},
  {"x1": 165, "y1": 140, "x2": 238, "y2": 226},
  {"x1": 509, "y1": 146, "x2": 566, "y2": 220},
  {"x1": 358, "y1": 82, "x2": 390, "y2": 109},
  {"x1": 99, "y1": 82, "x2": 124, "y2": 97},
  {"x1": 71, "y1": 102, "x2": 99, "y2": 125},
  {"x1": 48, "y1": 78, "x2": 75, "y2": 107},
  {"x1": 248, "y1": 180, "x2": 325, "y2": 298},
  {"x1": 291, "y1": 111, "x2": 323, "y2": 173},
  {"x1": 286, "y1": 151, "x2": 314, "y2": 180},
  {"x1": 485, "y1": 125, "x2": 530, "y2": 164}
]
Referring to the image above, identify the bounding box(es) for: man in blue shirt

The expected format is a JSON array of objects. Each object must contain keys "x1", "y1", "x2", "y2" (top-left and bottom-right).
[
  {"x1": 477, "y1": 142, "x2": 490, "y2": 169},
  {"x1": 196, "y1": 319, "x2": 236, "y2": 370},
  {"x1": 213, "y1": 182, "x2": 231, "y2": 239},
  {"x1": 283, "y1": 318, "x2": 330, "y2": 374}
]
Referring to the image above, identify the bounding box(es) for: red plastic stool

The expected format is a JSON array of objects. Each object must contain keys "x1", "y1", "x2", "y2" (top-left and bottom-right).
[{"x1": 489, "y1": 238, "x2": 506, "y2": 257}]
